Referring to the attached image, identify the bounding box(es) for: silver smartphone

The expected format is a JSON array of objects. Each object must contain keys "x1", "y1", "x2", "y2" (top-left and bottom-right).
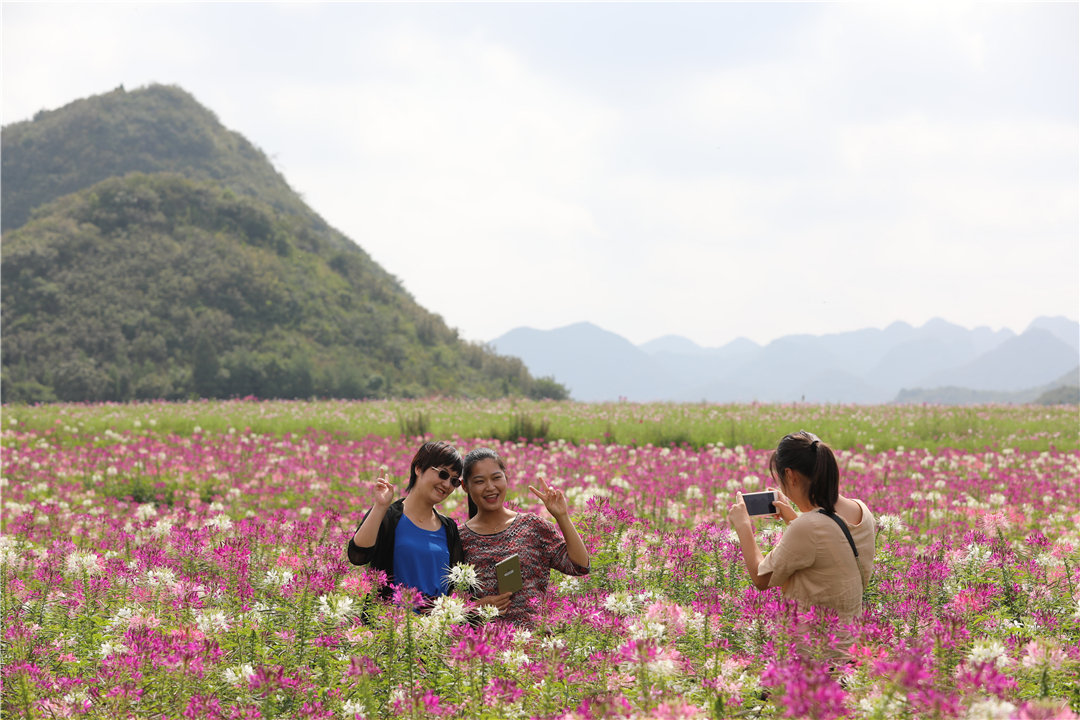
[{"x1": 742, "y1": 490, "x2": 778, "y2": 517}]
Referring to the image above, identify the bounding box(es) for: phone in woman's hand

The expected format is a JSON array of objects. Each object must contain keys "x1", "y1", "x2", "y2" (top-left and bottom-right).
[{"x1": 742, "y1": 491, "x2": 779, "y2": 517}]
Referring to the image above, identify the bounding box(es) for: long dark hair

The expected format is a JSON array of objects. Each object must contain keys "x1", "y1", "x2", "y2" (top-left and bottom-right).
[
  {"x1": 407, "y1": 441, "x2": 463, "y2": 492},
  {"x1": 462, "y1": 447, "x2": 507, "y2": 519},
  {"x1": 768, "y1": 430, "x2": 839, "y2": 513}
]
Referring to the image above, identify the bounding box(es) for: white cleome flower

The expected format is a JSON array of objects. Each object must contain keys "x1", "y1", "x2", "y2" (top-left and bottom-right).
[
  {"x1": 105, "y1": 607, "x2": 136, "y2": 633},
  {"x1": 501, "y1": 649, "x2": 529, "y2": 667},
  {"x1": 98, "y1": 640, "x2": 129, "y2": 658},
  {"x1": 65, "y1": 552, "x2": 104, "y2": 576},
  {"x1": 628, "y1": 621, "x2": 667, "y2": 642},
  {"x1": 342, "y1": 698, "x2": 367, "y2": 717},
  {"x1": 476, "y1": 604, "x2": 501, "y2": 622},
  {"x1": 428, "y1": 595, "x2": 468, "y2": 625},
  {"x1": 959, "y1": 544, "x2": 993, "y2": 570},
  {"x1": 262, "y1": 568, "x2": 294, "y2": 589},
  {"x1": 446, "y1": 563, "x2": 480, "y2": 590},
  {"x1": 150, "y1": 518, "x2": 175, "y2": 538},
  {"x1": 195, "y1": 610, "x2": 231, "y2": 634},
  {"x1": 558, "y1": 576, "x2": 583, "y2": 594},
  {"x1": 967, "y1": 640, "x2": 1010, "y2": 668},
  {"x1": 223, "y1": 664, "x2": 256, "y2": 687},
  {"x1": 144, "y1": 567, "x2": 180, "y2": 590},
  {"x1": 966, "y1": 699, "x2": 1017, "y2": 720},
  {"x1": 317, "y1": 593, "x2": 356, "y2": 625},
  {"x1": 203, "y1": 514, "x2": 233, "y2": 532},
  {"x1": 135, "y1": 503, "x2": 158, "y2": 521},
  {"x1": 604, "y1": 592, "x2": 638, "y2": 616}
]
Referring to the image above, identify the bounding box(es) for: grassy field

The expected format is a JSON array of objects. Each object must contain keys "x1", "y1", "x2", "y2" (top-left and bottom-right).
[{"x1": 3, "y1": 397, "x2": 1077, "y2": 452}]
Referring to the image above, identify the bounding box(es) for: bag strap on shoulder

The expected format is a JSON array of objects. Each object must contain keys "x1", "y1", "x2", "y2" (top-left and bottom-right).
[{"x1": 818, "y1": 508, "x2": 859, "y2": 559}]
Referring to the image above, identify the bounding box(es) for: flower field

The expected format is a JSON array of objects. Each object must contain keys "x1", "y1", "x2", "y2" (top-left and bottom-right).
[{"x1": 2, "y1": 400, "x2": 1078, "y2": 719}]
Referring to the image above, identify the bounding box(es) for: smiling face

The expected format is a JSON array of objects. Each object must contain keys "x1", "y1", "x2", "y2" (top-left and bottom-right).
[
  {"x1": 465, "y1": 457, "x2": 507, "y2": 514},
  {"x1": 411, "y1": 464, "x2": 459, "y2": 506}
]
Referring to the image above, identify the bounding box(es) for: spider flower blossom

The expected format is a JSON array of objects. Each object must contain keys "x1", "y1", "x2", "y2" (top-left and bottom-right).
[
  {"x1": 2, "y1": 402, "x2": 1077, "y2": 718},
  {"x1": 445, "y1": 562, "x2": 480, "y2": 591}
]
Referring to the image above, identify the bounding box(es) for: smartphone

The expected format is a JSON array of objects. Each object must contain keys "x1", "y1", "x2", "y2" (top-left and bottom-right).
[
  {"x1": 495, "y1": 554, "x2": 523, "y2": 594},
  {"x1": 742, "y1": 490, "x2": 778, "y2": 517}
]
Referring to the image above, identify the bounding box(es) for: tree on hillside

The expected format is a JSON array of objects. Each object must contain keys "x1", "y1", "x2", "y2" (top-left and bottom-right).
[{"x1": 192, "y1": 333, "x2": 221, "y2": 398}]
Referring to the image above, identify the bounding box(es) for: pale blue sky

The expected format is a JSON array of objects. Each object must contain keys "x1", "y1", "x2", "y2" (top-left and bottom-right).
[{"x1": 4, "y1": 3, "x2": 1077, "y2": 346}]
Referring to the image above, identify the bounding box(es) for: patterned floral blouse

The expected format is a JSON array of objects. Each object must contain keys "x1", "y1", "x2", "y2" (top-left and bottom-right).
[{"x1": 460, "y1": 512, "x2": 589, "y2": 629}]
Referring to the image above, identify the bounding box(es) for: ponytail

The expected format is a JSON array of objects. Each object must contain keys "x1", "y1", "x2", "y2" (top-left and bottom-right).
[{"x1": 769, "y1": 431, "x2": 839, "y2": 513}]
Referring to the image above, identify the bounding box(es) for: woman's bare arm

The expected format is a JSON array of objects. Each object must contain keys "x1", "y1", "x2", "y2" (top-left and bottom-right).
[
  {"x1": 352, "y1": 474, "x2": 395, "y2": 548},
  {"x1": 554, "y1": 514, "x2": 590, "y2": 568},
  {"x1": 529, "y1": 477, "x2": 590, "y2": 568},
  {"x1": 729, "y1": 493, "x2": 773, "y2": 591}
]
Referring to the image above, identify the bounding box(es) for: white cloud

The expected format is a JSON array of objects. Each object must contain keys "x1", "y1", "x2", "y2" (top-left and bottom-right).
[{"x1": 2, "y1": 3, "x2": 1075, "y2": 347}]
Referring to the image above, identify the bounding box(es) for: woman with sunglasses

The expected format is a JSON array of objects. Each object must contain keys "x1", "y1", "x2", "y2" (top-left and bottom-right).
[
  {"x1": 347, "y1": 441, "x2": 465, "y2": 603},
  {"x1": 727, "y1": 431, "x2": 876, "y2": 657}
]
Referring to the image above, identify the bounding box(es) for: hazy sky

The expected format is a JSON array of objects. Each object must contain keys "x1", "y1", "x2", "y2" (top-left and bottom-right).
[{"x1": 4, "y1": 3, "x2": 1077, "y2": 347}]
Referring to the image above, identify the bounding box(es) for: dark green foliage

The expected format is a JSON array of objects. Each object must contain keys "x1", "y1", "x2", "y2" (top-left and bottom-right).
[
  {"x1": 398, "y1": 411, "x2": 430, "y2": 438},
  {"x1": 528, "y1": 376, "x2": 570, "y2": 401},
  {"x1": 1, "y1": 173, "x2": 564, "y2": 402},
  {"x1": 192, "y1": 332, "x2": 221, "y2": 398},
  {"x1": 1035, "y1": 385, "x2": 1079, "y2": 405},
  {"x1": 491, "y1": 413, "x2": 550, "y2": 443}
]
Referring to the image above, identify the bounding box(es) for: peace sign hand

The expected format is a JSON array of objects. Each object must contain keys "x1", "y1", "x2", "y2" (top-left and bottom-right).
[
  {"x1": 371, "y1": 473, "x2": 395, "y2": 509},
  {"x1": 528, "y1": 475, "x2": 569, "y2": 520}
]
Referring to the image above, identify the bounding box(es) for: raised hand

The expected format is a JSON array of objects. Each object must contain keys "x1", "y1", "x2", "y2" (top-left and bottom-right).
[
  {"x1": 727, "y1": 492, "x2": 752, "y2": 533},
  {"x1": 766, "y1": 486, "x2": 797, "y2": 524},
  {"x1": 372, "y1": 473, "x2": 395, "y2": 509},
  {"x1": 528, "y1": 475, "x2": 569, "y2": 519}
]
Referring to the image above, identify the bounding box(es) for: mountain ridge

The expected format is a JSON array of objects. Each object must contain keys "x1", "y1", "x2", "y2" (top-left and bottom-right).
[{"x1": 491, "y1": 317, "x2": 1079, "y2": 404}]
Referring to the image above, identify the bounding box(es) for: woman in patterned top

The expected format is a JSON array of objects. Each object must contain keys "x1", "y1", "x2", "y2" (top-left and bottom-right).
[{"x1": 459, "y1": 447, "x2": 590, "y2": 628}]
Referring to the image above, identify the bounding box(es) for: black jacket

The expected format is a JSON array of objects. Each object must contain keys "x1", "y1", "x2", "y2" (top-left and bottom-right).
[{"x1": 346, "y1": 499, "x2": 464, "y2": 600}]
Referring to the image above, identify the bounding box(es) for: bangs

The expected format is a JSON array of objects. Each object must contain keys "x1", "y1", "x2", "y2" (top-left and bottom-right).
[{"x1": 413, "y1": 441, "x2": 463, "y2": 475}]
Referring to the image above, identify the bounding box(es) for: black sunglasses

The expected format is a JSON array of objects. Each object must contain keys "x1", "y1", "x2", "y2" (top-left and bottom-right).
[
  {"x1": 431, "y1": 467, "x2": 461, "y2": 488},
  {"x1": 783, "y1": 430, "x2": 820, "y2": 444}
]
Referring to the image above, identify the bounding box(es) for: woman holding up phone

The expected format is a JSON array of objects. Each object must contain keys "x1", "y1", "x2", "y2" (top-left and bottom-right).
[
  {"x1": 347, "y1": 441, "x2": 465, "y2": 603},
  {"x1": 727, "y1": 431, "x2": 876, "y2": 656},
  {"x1": 458, "y1": 448, "x2": 590, "y2": 629}
]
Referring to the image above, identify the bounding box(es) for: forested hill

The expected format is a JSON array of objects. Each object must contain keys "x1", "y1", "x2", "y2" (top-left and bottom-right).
[
  {"x1": 3, "y1": 84, "x2": 340, "y2": 243},
  {"x1": 0, "y1": 85, "x2": 566, "y2": 403}
]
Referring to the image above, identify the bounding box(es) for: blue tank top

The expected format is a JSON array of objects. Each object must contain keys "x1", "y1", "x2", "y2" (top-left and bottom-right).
[{"x1": 393, "y1": 515, "x2": 450, "y2": 597}]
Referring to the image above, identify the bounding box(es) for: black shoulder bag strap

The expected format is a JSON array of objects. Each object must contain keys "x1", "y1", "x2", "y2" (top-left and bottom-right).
[{"x1": 818, "y1": 508, "x2": 859, "y2": 560}]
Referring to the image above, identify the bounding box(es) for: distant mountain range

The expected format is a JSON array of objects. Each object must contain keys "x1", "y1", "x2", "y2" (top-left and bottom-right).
[{"x1": 491, "y1": 317, "x2": 1080, "y2": 404}]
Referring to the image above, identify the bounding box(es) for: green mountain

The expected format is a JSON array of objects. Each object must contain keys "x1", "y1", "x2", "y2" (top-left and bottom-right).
[
  {"x1": 0, "y1": 85, "x2": 566, "y2": 403},
  {"x1": 3, "y1": 84, "x2": 338, "y2": 241}
]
